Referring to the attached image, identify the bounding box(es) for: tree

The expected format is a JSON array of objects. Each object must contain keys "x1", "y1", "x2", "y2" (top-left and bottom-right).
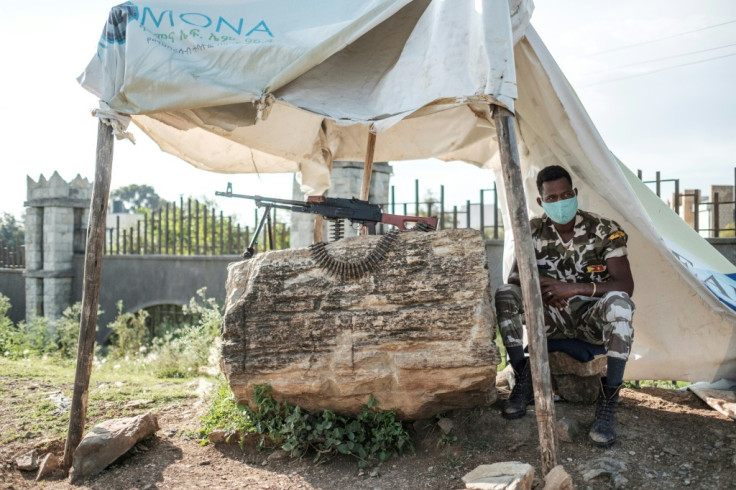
[
  {"x1": 110, "y1": 184, "x2": 162, "y2": 213},
  {"x1": 0, "y1": 212, "x2": 24, "y2": 249}
]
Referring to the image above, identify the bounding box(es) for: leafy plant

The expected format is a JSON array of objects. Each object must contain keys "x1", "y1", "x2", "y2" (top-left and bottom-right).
[
  {"x1": 0, "y1": 294, "x2": 22, "y2": 357},
  {"x1": 107, "y1": 301, "x2": 150, "y2": 359},
  {"x1": 144, "y1": 288, "x2": 221, "y2": 378},
  {"x1": 199, "y1": 381, "x2": 414, "y2": 467}
]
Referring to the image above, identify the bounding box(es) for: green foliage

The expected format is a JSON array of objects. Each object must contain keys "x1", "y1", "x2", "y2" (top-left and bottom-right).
[
  {"x1": 721, "y1": 222, "x2": 735, "y2": 238},
  {"x1": 0, "y1": 300, "x2": 100, "y2": 359},
  {"x1": 624, "y1": 380, "x2": 691, "y2": 389},
  {"x1": 0, "y1": 294, "x2": 22, "y2": 356},
  {"x1": 0, "y1": 212, "x2": 24, "y2": 249},
  {"x1": 53, "y1": 303, "x2": 86, "y2": 359},
  {"x1": 144, "y1": 288, "x2": 221, "y2": 378},
  {"x1": 111, "y1": 184, "x2": 162, "y2": 212},
  {"x1": 199, "y1": 376, "x2": 252, "y2": 441},
  {"x1": 107, "y1": 301, "x2": 150, "y2": 359},
  {"x1": 200, "y1": 382, "x2": 414, "y2": 466}
]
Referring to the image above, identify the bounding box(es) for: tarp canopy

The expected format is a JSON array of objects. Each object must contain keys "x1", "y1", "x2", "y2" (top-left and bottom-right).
[{"x1": 80, "y1": 0, "x2": 736, "y2": 382}]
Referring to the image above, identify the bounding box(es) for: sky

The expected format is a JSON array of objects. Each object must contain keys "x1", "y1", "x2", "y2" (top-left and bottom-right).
[{"x1": 1, "y1": 0, "x2": 735, "y2": 225}]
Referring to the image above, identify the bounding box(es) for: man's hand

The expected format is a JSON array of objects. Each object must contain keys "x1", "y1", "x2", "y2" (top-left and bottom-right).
[{"x1": 539, "y1": 276, "x2": 582, "y2": 309}]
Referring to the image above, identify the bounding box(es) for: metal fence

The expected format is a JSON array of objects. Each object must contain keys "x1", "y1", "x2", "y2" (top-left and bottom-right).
[
  {"x1": 381, "y1": 180, "x2": 504, "y2": 239},
  {"x1": 104, "y1": 197, "x2": 289, "y2": 256},
  {"x1": 0, "y1": 238, "x2": 24, "y2": 269},
  {"x1": 639, "y1": 167, "x2": 736, "y2": 237}
]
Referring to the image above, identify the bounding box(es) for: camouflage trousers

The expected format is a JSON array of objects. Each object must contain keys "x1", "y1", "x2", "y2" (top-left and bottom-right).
[{"x1": 494, "y1": 284, "x2": 635, "y2": 360}]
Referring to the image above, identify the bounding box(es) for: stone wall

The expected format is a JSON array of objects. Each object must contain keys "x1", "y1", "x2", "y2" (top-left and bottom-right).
[
  {"x1": 72, "y1": 254, "x2": 238, "y2": 342},
  {"x1": 0, "y1": 269, "x2": 24, "y2": 324}
]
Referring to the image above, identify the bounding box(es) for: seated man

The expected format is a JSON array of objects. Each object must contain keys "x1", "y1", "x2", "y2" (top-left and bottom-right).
[{"x1": 495, "y1": 165, "x2": 635, "y2": 448}]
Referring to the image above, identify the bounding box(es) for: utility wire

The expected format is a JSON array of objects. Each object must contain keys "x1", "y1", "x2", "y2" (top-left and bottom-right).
[
  {"x1": 589, "y1": 42, "x2": 736, "y2": 75},
  {"x1": 583, "y1": 19, "x2": 736, "y2": 57},
  {"x1": 582, "y1": 51, "x2": 736, "y2": 87}
]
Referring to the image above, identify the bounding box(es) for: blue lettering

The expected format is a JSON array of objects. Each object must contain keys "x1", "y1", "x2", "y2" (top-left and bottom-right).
[
  {"x1": 180, "y1": 12, "x2": 212, "y2": 28},
  {"x1": 141, "y1": 7, "x2": 173, "y2": 28},
  {"x1": 216, "y1": 16, "x2": 243, "y2": 35},
  {"x1": 246, "y1": 20, "x2": 273, "y2": 37}
]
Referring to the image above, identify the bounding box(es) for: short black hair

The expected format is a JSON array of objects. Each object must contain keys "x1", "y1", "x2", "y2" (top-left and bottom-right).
[{"x1": 536, "y1": 165, "x2": 573, "y2": 193}]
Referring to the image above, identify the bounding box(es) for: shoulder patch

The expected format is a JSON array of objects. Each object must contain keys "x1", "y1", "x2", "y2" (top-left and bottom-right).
[{"x1": 608, "y1": 230, "x2": 626, "y2": 241}]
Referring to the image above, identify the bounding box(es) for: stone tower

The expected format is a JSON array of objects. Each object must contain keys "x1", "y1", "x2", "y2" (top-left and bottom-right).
[
  {"x1": 290, "y1": 161, "x2": 392, "y2": 248},
  {"x1": 24, "y1": 172, "x2": 92, "y2": 321}
]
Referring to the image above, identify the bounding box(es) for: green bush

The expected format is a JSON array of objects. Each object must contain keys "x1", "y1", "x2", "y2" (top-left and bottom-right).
[
  {"x1": 0, "y1": 293, "x2": 22, "y2": 357},
  {"x1": 200, "y1": 381, "x2": 414, "y2": 466},
  {"x1": 53, "y1": 303, "x2": 85, "y2": 359},
  {"x1": 107, "y1": 301, "x2": 150, "y2": 359},
  {"x1": 144, "y1": 288, "x2": 221, "y2": 378}
]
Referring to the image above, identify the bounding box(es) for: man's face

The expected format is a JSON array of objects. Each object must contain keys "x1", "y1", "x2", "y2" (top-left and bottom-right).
[{"x1": 536, "y1": 177, "x2": 576, "y2": 207}]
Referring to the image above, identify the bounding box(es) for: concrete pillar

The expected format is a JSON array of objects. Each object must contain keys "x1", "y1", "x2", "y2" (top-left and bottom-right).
[
  {"x1": 290, "y1": 162, "x2": 393, "y2": 248},
  {"x1": 710, "y1": 185, "x2": 734, "y2": 235},
  {"x1": 24, "y1": 172, "x2": 92, "y2": 322}
]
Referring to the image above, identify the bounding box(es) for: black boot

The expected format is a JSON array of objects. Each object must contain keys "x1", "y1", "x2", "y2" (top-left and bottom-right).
[
  {"x1": 503, "y1": 359, "x2": 534, "y2": 419},
  {"x1": 589, "y1": 378, "x2": 621, "y2": 447}
]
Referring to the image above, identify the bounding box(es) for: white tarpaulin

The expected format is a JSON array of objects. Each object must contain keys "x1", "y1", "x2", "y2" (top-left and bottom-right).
[
  {"x1": 81, "y1": 0, "x2": 532, "y2": 195},
  {"x1": 80, "y1": 0, "x2": 736, "y2": 382}
]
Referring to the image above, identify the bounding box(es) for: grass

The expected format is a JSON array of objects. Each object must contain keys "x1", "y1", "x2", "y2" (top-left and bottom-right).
[{"x1": 0, "y1": 356, "x2": 199, "y2": 444}]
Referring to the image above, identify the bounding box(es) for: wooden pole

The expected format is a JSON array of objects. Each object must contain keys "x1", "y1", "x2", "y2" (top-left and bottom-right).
[
  {"x1": 359, "y1": 130, "x2": 377, "y2": 236},
  {"x1": 62, "y1": 120, "x2": 115, "y2": 471},
  {"x1": 492, "y1": 105, "x2": 559, "y2": 475}
]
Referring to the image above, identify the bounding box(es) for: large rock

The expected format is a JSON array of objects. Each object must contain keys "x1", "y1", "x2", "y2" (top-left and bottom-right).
[
  {"x1": 222, "y1": 229, "x2": 499, "y2": 419},
  {"x1": 462, "y1": 462, "x2": 535, "y2": 489},
  {"x1": 70, "y1": 413, "x2": 159, "y2": 482},
  {"x1": 549, "y1": 352, "x2": 606, "y2": 403}
]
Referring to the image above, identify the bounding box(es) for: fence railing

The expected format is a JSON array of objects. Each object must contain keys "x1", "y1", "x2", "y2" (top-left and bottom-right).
[
  {"x1": 639, "y1": 168, "x2": 736, "y2": 237},
  {"x1": 104, "y1": 197, "x2": 290, "y2": 256},
  {"x1": 0, "y1": 239, "x2": 24, "y2": 269},
  {"x1": 381, "y1": 180, "x2": 504, "y2": 239}
]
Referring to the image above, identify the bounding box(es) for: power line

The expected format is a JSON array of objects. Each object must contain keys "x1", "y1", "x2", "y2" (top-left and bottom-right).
[
  {"x1": 583, "y1": 19, "x2": 736, "y2": 57},
  {"x1": 589, "y1": 42, "x2": 736, "y2": 76},
  {"x1": 581, "y1": 51, "x2": 736, "y2": 87}
]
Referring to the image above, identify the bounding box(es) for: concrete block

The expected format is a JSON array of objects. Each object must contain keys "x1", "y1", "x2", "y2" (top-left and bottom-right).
[{"x1": 43, "y1": 278, "x2": 72, "y2": 321}]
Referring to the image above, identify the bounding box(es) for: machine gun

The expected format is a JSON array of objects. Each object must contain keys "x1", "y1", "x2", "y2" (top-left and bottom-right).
[{"x1": 216, "y1": 183, "x2": 437, "y2": 258}]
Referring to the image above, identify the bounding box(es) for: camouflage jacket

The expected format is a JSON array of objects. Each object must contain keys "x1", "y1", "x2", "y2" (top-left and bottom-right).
[{"x1": 531, "y1": 210, "x2": 628, "y2": 284}]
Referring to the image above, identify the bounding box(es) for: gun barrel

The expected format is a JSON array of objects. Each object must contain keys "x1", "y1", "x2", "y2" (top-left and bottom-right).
[{"x1": 216, "y1": 191, "x2": 306, "y2": 207}]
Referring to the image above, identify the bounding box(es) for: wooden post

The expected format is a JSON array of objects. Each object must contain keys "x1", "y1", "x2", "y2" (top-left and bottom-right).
[
  {"x1": 359, "y1": 130, "x2": 377, "y2": 236},
  {"x1": 360, "y1": 131, "x2": 377, "y2": 201},
  {"x1": 492, "y1": 106, "x2": 559, "y2": 475},
  {"x1": 62, "y1": 120, "x2": 114, "y2": 471}
]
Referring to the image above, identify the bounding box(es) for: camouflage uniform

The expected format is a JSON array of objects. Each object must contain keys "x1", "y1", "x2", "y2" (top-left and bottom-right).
[{"x1": 495, "y1": 210, "x2": 635, "y2": 360}]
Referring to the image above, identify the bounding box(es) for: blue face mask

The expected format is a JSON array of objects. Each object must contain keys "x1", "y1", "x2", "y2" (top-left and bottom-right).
[{"x1": 541, "y1": 195, "x2": 578, "y2": 224}]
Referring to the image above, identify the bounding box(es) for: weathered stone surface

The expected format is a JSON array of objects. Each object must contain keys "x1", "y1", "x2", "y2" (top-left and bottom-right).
[
  {"x1": 542, "y1": 465, "x2": 573, "y2": 490},
  {"x1": 553, "y1": 374, "x2": 601, "y2": 403},
  {"x1": 581, "y1": 456, "x2": 628, "y2": 489},
  {"x1": 222, "y1": 229, "x2": 499, "y2": 419},
  {"x1": 462, "y1": 462, "x2": 534, "y2": 489},
  {"x1": 35, "y1": 453, "x2": 60, "y2": 481},
  {"x1": 15, "y1": 450, "x2": 38, "y2": 471},
  {"x1": 208, "y1": 429, "x2": 241, "y2": 444},
  {"x1": 549, "y1": 352, "x2": 605, "y2": 403},
  {"x1": 549, "y1": 352, "x2": 606, "y2": 377},
  {"x1": 555, "y1": 417, "x2": 583, "y2": 443},
  {"x1": 437, "y1": 417, "x2": 454, "y2": 435},
  {"x1": 70, "y1": 413, "x2": 159, "y2": 482}
]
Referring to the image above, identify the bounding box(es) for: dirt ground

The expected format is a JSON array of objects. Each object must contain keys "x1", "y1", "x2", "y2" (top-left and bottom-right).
[{"x1": 1, "y1": 382, "x2": 734, "y2": 489}]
